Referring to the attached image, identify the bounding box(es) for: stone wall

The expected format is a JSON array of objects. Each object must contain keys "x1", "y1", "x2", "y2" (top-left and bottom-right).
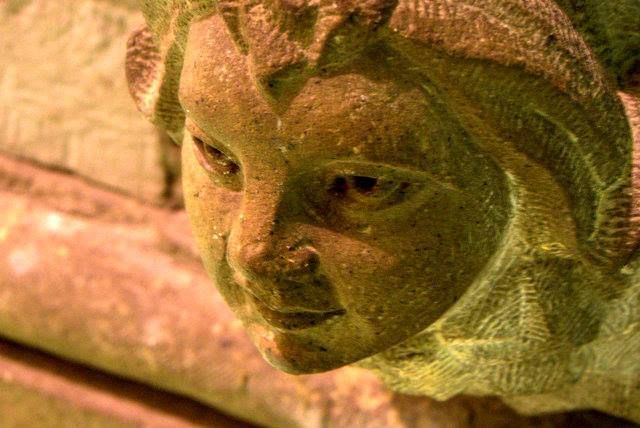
[{"x1": 0, "y1": 0, "x2": 176, "y2": 204}]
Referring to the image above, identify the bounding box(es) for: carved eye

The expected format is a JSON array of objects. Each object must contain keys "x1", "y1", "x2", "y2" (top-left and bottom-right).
[
  {"x1": 192, "y1": 135, "x2": 242, "y2": 190},
  {"x1": 328, "y1": 175, "x2": 412, "y2": 207},
  {"x1": 300, "y1": 161, "x2": 441, "y2": 225}
]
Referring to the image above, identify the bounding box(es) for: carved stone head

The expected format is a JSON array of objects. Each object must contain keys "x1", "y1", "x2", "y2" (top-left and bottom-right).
[{"x1": 127, "y1": 0, "x2": 640, "y2": 421}]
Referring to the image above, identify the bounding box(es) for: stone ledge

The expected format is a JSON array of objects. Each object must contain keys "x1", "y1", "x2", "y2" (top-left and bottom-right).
[{"x1": 0, "y1": 338, "x2": 252, "y2": 427}]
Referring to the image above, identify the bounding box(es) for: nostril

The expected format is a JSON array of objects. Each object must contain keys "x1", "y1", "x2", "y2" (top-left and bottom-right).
[
  {"x1": 229, "y1": 237, "x2": 320, "y2": 282},
  {"x1": 283, "y1": 246, "x2": 320, "y2": 276}
]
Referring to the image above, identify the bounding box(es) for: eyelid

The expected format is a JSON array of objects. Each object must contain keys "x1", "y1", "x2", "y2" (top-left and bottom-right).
[
  {"x1": 185, "y1": 118, "x2": 204, "y2": 137},
  {"x1": 185, "y1": 120, "x2": 239, "y2": 163},
  {"x1": 323, "y1": 160, "x2": 461, "y2": 193}
]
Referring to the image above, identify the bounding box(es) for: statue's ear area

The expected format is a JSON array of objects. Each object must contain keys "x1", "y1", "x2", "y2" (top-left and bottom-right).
[
  {"x1": 126, "y1": 26, "x2": 162, "y2": 123},
  {"x1": 125, "y1": 26, "x2": 184, "y2": 144}
]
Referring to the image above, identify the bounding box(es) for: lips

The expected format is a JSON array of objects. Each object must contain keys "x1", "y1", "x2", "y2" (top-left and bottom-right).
[
  {"x1": 233, "y1": 271, "x2": 345, "y2": 330},
  {"x1": 248, "y1": 293, "x2": 345, "y2": 330}
]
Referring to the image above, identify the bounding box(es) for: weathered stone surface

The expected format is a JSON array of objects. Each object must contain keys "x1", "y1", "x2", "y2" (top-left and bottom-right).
[
  {"x1": 130, "y1": 2, "x2": 640, "y2": 422},
  {"x1": 0, "y1": 0, "x2": 169, "y2": 203},
  {"x1": 555, "y1": 0, "x2": 640, "y2": 86},
  {"x1": 0, "y1": 339, "x2": 250, "y2": 428},
  {"x1": 0, "y1": 155, "x2": 635, "y2": 427}
]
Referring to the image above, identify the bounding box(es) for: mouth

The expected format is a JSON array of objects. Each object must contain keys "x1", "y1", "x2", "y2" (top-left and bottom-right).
[{"x1": 248, "y1": 294, "x2": 345, "y2": 330}]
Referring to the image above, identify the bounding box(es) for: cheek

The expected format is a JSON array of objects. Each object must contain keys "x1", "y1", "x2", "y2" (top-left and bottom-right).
[
  {"x1": 305, "y1": 193, "x2": 490, "y2": 328},
  {"x1": 181, "y1": 142, "x2": 241, "y2": 266},
  {"x1": 301, "y1": 226, "x2": 443, "y2": 341}
]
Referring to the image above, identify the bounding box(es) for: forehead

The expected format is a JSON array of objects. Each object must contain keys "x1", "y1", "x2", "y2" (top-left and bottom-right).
[{"x1": 179, "y1": 14, "x2": 430, "y2": 163}]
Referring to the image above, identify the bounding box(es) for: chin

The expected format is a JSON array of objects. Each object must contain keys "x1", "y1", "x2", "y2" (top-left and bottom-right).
[
  {"x1": 261, "y1": 347, "x2": 350, "y2": 374},
  {"x1": 247, "y1": 323, "x2": 358, "y2": 374},
  {"x1": 263, "y1": 354, "x2": 322, "y2": 375}
]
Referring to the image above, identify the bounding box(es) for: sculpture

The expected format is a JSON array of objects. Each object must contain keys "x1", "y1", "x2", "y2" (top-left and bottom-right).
[{"x1": 125, "y1": 0, "x2": 640, "y2": 422}]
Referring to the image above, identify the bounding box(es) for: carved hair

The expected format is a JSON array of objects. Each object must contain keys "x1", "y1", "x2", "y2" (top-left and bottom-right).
[{"x1": 127, "y1": 0, "x2": 638, "y2": 268}]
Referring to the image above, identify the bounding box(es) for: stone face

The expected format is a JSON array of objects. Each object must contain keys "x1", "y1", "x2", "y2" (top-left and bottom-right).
[
  {"x1": 128, "y1": 1, "x2": 640, "y2": 423},
  {"x1": 0, "y1": 0, "x2": 168, "y2": 202}
]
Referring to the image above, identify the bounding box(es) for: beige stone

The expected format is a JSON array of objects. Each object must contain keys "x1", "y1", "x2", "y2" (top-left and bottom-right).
[{"x1": 0, "y1": 0, "x2": 168, "y2": 202}]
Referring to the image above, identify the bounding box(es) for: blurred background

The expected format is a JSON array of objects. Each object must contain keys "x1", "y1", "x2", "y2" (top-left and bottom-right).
[{"x1": 0, "y1": 1, "x2": 638, "y2": 427}]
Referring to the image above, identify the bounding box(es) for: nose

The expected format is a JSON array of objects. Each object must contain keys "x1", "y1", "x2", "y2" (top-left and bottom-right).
[
  {"x1": 226, "y1": 180, "x2": 317, "y2": 283},
  {"x1": 225, "y1": 181, "x2": 343, "y2": 313},
  {"x1": 233, "y1": 240, "x2": 319, "y2": 280}
]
